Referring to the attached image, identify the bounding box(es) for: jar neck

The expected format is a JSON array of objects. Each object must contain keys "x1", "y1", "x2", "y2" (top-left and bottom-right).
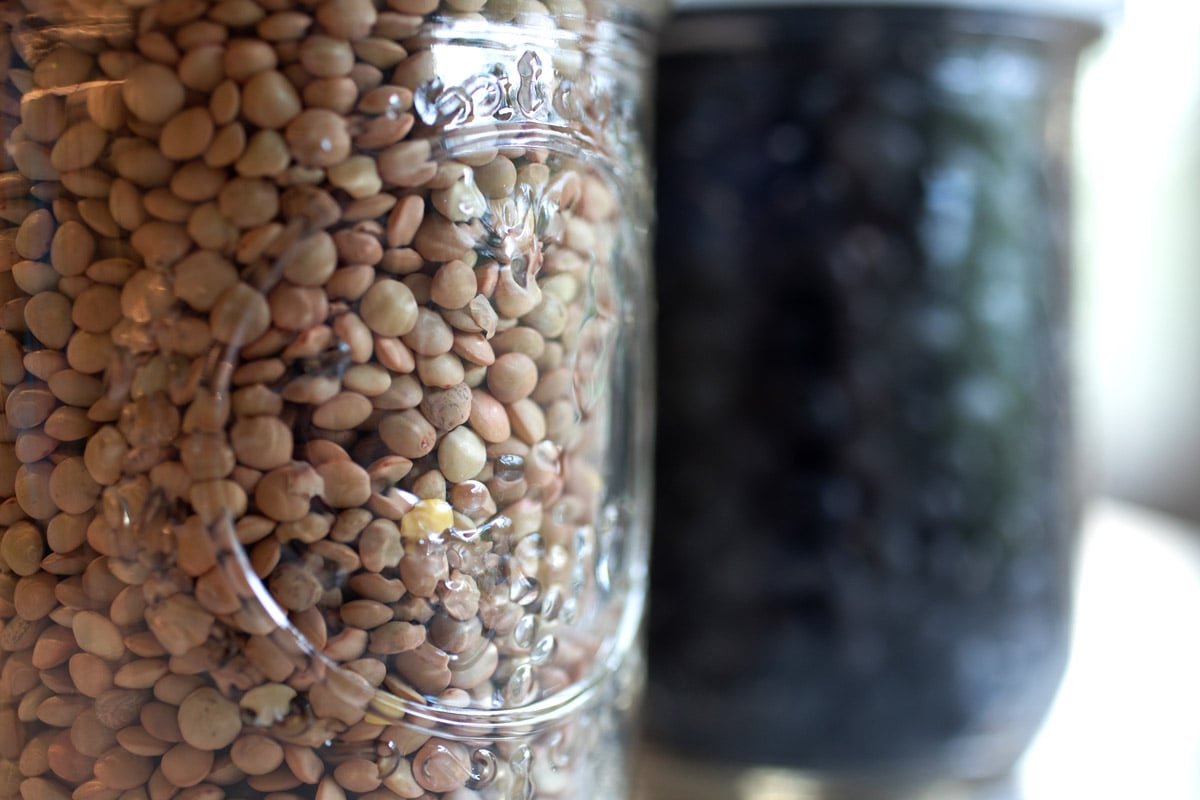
[{"x1": 662, "y1": 6, "x2": 1102, "y2": 56}]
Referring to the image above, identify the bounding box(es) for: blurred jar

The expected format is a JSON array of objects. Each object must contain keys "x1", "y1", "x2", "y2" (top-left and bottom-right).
[
  {"x1": 646, "y1": 0, "x2": 1108, "y2": 793},
  {"x1": 0, "y1": 1, "x2": 661, "y2": 799}
]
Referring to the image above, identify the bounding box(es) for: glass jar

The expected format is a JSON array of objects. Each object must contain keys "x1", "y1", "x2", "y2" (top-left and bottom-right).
[
  {"x1": 646, "y1": 0, "x2": 1106, "y2": 793},
  {"x1": 0, "y1": 2, "x2": 660, "y2": 799}
]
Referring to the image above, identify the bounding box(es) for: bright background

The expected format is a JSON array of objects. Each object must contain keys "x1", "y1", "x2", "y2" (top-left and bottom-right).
[{"x1": 1075, "y1": 0, "x2": 1200, "y2": 523}]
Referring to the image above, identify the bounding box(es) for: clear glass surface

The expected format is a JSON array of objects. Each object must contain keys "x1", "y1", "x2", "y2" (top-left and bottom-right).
[{"x1": 0, "y1": 2, "x2": 657, "y2": 798}]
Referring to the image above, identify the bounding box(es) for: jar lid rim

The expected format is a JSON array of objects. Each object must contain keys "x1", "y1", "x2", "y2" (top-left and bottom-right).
[{"x1": 669, "y1": 0, "x2": 1121, "y2": 22}]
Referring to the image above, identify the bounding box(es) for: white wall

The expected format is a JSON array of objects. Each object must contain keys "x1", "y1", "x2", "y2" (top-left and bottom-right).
[{"x1": 1075, "y1": 0, "x2": 1200, "y2": 521}]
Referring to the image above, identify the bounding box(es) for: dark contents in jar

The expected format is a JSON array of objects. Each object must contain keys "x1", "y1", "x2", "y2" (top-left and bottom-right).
[{"x1": 647, "y1": 8, "x2": 1096, "y2": 777}]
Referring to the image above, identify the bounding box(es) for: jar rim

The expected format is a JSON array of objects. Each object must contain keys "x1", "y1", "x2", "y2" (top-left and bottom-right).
[{"x1": 668, "y1": 0, "x2": 1121, "y2": 24}]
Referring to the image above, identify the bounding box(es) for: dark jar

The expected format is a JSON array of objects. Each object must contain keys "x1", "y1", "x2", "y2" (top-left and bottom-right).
[{"x1": 645, "y1": 2, "x2": 1104, "y2": 790}]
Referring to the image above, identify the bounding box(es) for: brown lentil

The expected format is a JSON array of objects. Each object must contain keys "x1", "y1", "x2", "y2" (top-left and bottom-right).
[
  {"x1": 229, "y1": 734, "x2": 284, "y2": 776},
  {"x1": 0, "y1": 2, "x2": 635, "y2": 797},
  {"x1": 313, "y1": 391, "x2": 372, "y2": 431},
  {"x1": 71, "y1": 611, "x2": 125, "y2": 662},
  {"x1": 93, "y1": 747, "x2": 156, "y2": 790},
  {"x1": 116, "y1": 726, "x2": 170, "y2": 757},
  {"x1": 160, "y1": 107, "x2": 216, "y2": 161},
  {"x1": 241, "y1": 69, "x2": 302, "y2": 130},
  {"x1": 209, "y1": 282, "x2": 270, "y2": 344},
  {"x1": 161, "y1": 742, "x2": 214, "y2": 787},
  {"x1": 317, "y1": 459, "x2": 371, "y2": 508},
  {"x1": 229, "y1": 416, "x2": 292, "y2": 471},
  {"x1": 177, "y1": 687, "x2": 242, "y2": 751},
  {"x1": 122, "y1": 63, "x2": 186, "y2": 125}
]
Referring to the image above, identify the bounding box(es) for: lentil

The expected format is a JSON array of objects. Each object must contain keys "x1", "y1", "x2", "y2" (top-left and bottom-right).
[
  {"x1": 71, "y1": 611, "x2": 124, "y2": 662},
  {"x1": 122, "y1": 63, "x2": 186, "y2": 125},
  {"x1": 229, "y1": 734, "x2": 284, "y2": 776},
  {"x1": 93, "y1": 747, "x2": 155, "y2": 790},
  {"x1": 241, "y1": 70, "x2": 301, "y2": 130},
  {"x1": 160, "y1": 107, "x2": 215, "y2": 161},
  {"x1": 486, "y1": 352, "x2": 538, "y2": 404},
  {"x1": 317, "y1": 459, "x2": 371, "y2": 508},
  {"x1": 411, "y1": 739, "x2": 470, "y2": 793},
  {"x1": 238, "y1": 130, "x2": 292, "y2": 178},
  {"x1": 0, "y1": 2, "x2": 641, "y2": 797},
  {"x1": 229, "y1": 415, "x2": 293, "y2": 471},
  {"x1": 177, "y1": 687, "x2": 242, "y2": 751},
  {"x1": 360, "y1": 279, "x2": 418, "y2": 337},
  {"x1": 210, "y1": 282, "x2": 270, "y2": 344},
  {"x1": 161, "y1": 742, "x2": 214, "y2": 787},
  {"x1": 437, "y1": 427, "x2": 486, "y2": 484},
  {"x1": 416, "y1": 353, "x2": 464, "y2": 389},
  {"x1": 313, "y1": 391, "x2": 372, "y2": 431}
]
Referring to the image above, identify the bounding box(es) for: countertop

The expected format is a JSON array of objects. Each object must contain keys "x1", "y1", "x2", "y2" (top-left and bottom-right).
[{"x1": 635, "y1": 500, "x2": 1200, "y2": 799}]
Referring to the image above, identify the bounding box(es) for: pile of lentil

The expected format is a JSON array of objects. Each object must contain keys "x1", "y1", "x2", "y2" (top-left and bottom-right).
[{"x1": 0, "y1": 0, "x2": 645, "y2": 798}]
